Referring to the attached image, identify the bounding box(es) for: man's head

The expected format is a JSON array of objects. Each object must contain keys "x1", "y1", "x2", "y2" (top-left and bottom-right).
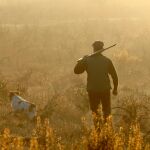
[{"x1": 92, "y1": 41, "x2": 104, "y2": 52}]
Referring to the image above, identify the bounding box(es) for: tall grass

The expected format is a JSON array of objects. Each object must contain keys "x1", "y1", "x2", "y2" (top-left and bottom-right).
[
  {"x1": 0, "y1": 114, "x2": 149, "y2": 149},
  {"x1": 0, "y1": 21, "x2": 150, "y2": 149}
]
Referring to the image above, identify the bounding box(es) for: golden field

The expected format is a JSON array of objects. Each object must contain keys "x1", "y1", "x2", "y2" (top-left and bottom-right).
[{"x1": 0, "y1": 1, "x2": 150, "y2": 149}]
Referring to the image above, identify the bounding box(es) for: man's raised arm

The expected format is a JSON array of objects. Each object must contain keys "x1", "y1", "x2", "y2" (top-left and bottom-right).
[{"x1": 74, "y1": 57, "x2": 87, "y2": 74}]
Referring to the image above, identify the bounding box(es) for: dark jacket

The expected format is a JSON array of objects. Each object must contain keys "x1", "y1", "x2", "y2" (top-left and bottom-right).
[{"x1": 74, "y1": 54, "x2": 118, "y2": 92}]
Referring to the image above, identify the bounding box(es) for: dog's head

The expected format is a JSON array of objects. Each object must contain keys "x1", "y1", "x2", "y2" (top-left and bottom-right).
[{"x1": 9, "y1": 91, "x2": 20, "y2": 101}]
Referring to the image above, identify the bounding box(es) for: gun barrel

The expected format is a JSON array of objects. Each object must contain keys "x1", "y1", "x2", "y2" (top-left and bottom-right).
[
  {"x1": 90, "y1": 44, "x2": 117, "y2": 56},
  {"x1": 77, "y1": 44, "x2": 117, "y2": 62}
]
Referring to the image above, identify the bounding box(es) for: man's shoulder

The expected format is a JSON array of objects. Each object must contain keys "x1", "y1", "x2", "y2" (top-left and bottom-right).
[
  {"x1": 87, "y1": 54, "x2": 112, "y2": 64},
  {"x1": 101, "y1": 55, "x2": 112, "y2": 63}
]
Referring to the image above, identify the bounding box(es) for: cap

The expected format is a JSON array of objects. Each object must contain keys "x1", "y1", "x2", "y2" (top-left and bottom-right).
[{"x1": 92, "y1": 41, "x2": 104, "y2": 50}]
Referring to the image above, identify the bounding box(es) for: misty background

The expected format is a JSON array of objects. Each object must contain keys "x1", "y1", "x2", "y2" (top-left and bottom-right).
[
  {"x1": 0, "y1": 0, "x2": 150, "y2": 23},
  {"x1": 0, "y1": 0, "x2": 150, "y2": 139},
  {"x1": 0, "y1": 0, "x2": 150, "y2": 91}
]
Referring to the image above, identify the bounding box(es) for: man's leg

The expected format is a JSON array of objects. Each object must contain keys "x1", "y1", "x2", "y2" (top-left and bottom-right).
[
  {"x1": 88, "y1": 91, "x2": 102, "y2": 128},
  {"x1": 88, "y1": 91, "x2": 100, "y2": 114},
  {"x1": 100, "y1": 90, "x2": 111, "y2": 120}
]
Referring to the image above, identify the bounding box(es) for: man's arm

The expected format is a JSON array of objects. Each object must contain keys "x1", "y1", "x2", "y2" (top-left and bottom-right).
[
  {"x1": 74, "y1": 57, "x2": 87, "y2": 74},
  {"x1": 108, "y1": 60, "x2": 118, "y2": 95}
]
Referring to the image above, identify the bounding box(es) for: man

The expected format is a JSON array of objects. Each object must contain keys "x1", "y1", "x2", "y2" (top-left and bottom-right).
[{"x1": 74, "y1": 41, "x2": 118, "y2": 120}]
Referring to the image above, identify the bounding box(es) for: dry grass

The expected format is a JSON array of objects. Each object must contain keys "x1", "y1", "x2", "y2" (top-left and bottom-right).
[
  {"x1": 0, "y1": 21, "x2": 150, "y2": 149},
  {"x1": 0, "y1": 113, "x2": 149, "y2": 149}
]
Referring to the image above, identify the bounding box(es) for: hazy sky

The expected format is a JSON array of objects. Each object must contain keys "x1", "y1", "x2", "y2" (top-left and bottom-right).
[{"x1": 0, "y1": 0, "x2": 150, "y2": 23}]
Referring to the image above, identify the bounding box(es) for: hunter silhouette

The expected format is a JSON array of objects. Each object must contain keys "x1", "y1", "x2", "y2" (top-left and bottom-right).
[{"x1": 74, "y1": 41, "x2": 118, "y2": 120}]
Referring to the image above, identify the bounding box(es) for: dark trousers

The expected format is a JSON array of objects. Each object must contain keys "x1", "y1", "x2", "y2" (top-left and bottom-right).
[{"x1": 88, "y1": 90, "x2": 111, "y2": 120}]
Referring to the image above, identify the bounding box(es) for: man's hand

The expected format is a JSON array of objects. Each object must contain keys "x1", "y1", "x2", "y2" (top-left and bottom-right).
[
  {"x1": 113, "y1": 89, "x2": 118, "y2": 96},
  {"x1": 81, "y1": 55, "x2": 88, "y2": 64},
  {"x1": 83, "y1": 55, "x2": 88, "y2": 60},
  {"x1": 77, "y1": 55, "x2": 88, "y2": 62}
]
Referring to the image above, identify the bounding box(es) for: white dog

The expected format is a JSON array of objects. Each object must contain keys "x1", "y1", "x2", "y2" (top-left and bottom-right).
[{"x1": 9, "y1": 92, "x2": 37, "y2": 120}]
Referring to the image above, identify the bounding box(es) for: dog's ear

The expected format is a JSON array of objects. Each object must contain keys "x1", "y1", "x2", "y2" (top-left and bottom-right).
[
  {"x1": 15, "y1": 91, "x2": 19, "y2": 95},
  {"x1": 9, "y1": 92, "x2": 14, "y2": 99},
  {"x1": 9, "y1": 91, "x2": 19, "y2": 99}
]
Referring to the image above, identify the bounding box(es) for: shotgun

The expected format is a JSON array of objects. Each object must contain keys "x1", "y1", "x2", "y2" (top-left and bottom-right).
[{"x1": 77, "y1": 44, "x2": 117, "y2": 62}]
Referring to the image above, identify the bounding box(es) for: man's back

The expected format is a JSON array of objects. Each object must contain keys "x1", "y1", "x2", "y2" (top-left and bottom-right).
[
  {"x1": 86, "y1": 54, "x2": 111, "y2": 91},
  {"x1": 74, "y1": 54, "x2": 118, "y2": 92}
]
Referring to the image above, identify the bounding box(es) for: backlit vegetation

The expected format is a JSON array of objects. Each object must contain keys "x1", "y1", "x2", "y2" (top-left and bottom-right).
[{"x1": 0, "y1": 3, "x2": 150, "y2": 148}]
